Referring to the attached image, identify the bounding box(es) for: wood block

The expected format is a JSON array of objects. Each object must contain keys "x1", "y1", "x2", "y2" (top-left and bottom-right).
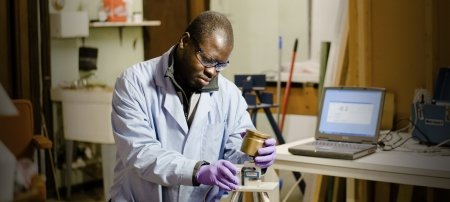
[
  {"x1": 374, "y1": 182, "x2": 391, "y2": 202},
  {"x1": 396, "y1": 184, "x2": 413, "y2": 202},
  {"x1": 356, "y1": 179, "x2": 369, "y2": 202},
  {"x1": 346, "y1": 178, "x2": 356, "y2": 202},
  {"x1": 312, "y1": 175, "x2": 327, "y2": 202},
  {"x1": 381, "y1": 92, "x2": 395, "y2": 130},
  {"x1": 266, "y1": 85, "x2": 318, "y2": 115},
  {"x1": 32, "y1": 135, "x2": 53, "y2": 149}
]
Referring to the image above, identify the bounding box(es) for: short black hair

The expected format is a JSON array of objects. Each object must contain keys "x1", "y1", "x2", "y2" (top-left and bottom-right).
[{"x1": 185, "y1": 11, "x2": 233, "y2": 46}]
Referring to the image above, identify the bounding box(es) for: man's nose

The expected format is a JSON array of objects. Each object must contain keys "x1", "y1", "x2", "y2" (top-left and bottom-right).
[{"x1": 204, "y1": 67, "x2": 217, "y2": 78}]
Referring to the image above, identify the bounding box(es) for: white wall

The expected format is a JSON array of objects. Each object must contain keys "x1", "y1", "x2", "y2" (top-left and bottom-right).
[
  {"x1": 50, "y1": 0, "x2": 144, "y2": 88},
  {"x1": 210, "y1": 0, "x2": 309, "y2": 81},
  {"x1": 310, "y1": 0, "x2": 347, "y2": 62}
]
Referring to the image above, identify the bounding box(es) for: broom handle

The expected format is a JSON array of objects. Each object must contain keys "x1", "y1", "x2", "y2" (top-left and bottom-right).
[{"x1": 279, "y1": 38, "x2": 298, "y2": 132}]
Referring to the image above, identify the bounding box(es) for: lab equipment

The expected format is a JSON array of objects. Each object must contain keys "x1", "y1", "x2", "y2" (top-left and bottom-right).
[
  {"x1": 411, "y1": 67, "x2": 450, "y2": 146},
  {"x1": 230, "y1": 129, "x2": 273, "y2": 202}
]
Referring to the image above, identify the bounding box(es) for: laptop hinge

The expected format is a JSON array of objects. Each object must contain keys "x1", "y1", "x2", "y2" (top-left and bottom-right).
[{"x1": 361, "y1": 140, "x2": 374, "y2": 144}]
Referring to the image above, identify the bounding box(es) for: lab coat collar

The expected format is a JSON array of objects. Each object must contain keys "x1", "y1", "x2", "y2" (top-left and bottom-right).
[
  {"x1": 162, "y1": 88, "x2": 214, "y2": 136},
  {"x1": 153, "y1": 46, "x2": 174, "y2": 90},
  {"x1": 156, "y1": 46, "x2": 189, "y2": 133}
]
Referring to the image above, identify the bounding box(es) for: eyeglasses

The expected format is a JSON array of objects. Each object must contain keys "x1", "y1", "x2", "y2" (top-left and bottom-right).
[{"x1": 190, "y1": 35, "x2": 229, "y2": 71}]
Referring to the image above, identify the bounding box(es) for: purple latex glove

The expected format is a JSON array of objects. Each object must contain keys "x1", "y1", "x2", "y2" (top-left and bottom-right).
[
  {"x1": 196, "y1": 160, "x2": 239, "y2": 191},
  {"x1": 255, "y1": 138, "x2": 276, "y2": 168}
]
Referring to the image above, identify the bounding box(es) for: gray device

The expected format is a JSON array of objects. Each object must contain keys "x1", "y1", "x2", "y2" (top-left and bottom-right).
[
  {"x1": 288, "y1": 87, "x2": 385, "y2": 160},
  {"x1": 411, "y1": 67, "x2": 450, "y2": 146}
]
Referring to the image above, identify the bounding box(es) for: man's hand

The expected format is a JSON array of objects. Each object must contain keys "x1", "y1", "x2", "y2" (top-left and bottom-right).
[
  {"x1": 196, "y1": 160, "x2": 239, "y2": 191},
  {"x1": 254, "y1": 138, "x2": 276, "y2": 168}
]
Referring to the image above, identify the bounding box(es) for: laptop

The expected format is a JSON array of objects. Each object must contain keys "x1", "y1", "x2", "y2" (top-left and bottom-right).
[{"x1": 288, "y1": 87, "x2": 385, "y2": 160}]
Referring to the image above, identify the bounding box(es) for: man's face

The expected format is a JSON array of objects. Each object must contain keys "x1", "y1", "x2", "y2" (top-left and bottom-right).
[{"x1": 176, "y1": 30, "x2": 233, "y2": 91}]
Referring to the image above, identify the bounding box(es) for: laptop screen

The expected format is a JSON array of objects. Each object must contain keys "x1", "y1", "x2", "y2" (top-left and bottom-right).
[{"x1": 318, "y1": 87, "x2": 384, "y2": 138}]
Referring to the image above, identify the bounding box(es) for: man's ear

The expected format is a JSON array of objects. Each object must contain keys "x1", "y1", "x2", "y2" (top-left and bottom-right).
[{"x1": 179, "y1": 32, "x2": 190, "y2": 49}]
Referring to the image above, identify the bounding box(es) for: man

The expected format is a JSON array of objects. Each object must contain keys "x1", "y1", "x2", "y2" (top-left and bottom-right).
[{"x1": 110, "y1": 11, "x2": 276, "y2": 201}]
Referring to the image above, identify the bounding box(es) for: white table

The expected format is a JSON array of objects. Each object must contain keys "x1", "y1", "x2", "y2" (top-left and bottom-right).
[{"x1": 273, "y1": 137, "x2": 450, "y2": 200}]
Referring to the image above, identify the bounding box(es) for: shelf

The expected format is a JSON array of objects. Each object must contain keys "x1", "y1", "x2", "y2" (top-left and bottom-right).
[
  {"x1": 89, "y1": 20, "x2": 161, "y2": 46},
  {"x1": 89, "y1": 20, "x2": 161, "y2": 27}
]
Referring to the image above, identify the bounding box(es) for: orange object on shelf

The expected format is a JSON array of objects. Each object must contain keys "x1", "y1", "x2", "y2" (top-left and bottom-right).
[{"x1": 103, "y1": 0, "x2": 127, "y2": 22}]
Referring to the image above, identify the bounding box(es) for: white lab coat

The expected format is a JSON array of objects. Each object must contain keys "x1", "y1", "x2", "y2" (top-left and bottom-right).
[{"x1": 110, "y1": 47, "x2": 254, "y2": 202}]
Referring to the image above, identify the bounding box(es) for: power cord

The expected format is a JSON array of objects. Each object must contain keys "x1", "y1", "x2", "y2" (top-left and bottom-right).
[
  {"x1": 380, "y1": 135, "x2": 414, "y2": 151},
  {"x1": 377, "y1": 118, "x2": 421, "y2": 151},
  {"x1": 378, "y1": 125, "x2": 450, "y2": 154},
  {"x1": 378, "y1": 130, "x2": 393, "y2": 143},
  {"x1": 423, "y1": 138, "x2": 450, "y2": 154},
  {"x1": 378, "y1": 118, "x2": 411, "y2": 148}
]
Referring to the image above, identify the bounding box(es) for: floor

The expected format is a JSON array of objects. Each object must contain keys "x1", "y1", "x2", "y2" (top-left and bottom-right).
[
  {"x1": 48, "y1": 180, "x2": 105, "y2": 202},
  {"x1": 47, "y1": 172, "x2": 304, "y2": 202},
  {"x1": 278, "y1": 170, "x2": 304, "y2": 202}
]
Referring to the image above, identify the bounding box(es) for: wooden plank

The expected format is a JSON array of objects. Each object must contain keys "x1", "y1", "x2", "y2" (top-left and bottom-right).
[
  {"x1": 347, "y1": 0, "x2": 358, "y2": 86},
  {"x1": 380, "y1": 92, "x2": 395, "y2": 130},
  {"x1": 312, "y1": 175, "x2": 327, "y2": 202},
  {"x1": 436, "y1": 0, "x2": 450, "y2": 70},
  {"x1": 0, "y1": 0, "x2": 12, "y2": 92},
  {"x1": 357, "y1": 0, "x2": 372, "y2": 87},
  {"x1": 356, "y1": 179, "x2": 370, "y2": 202},
  {"x1": 348, "y1": 0, "x2": 444, "y2": 126},
  {"x1": 426, "y1": 187, "x2": 434, "y2": 202},
  {"x1": 266, "y1": 86, "x2": 318, "y2": 115},
  {"x1": 371, "y1": 0, "x2": 429, "y2": 122},
  {"x1": 374, "y1": 182, "x2": 391, "y2": 202},
  {"x1": 332, "y1": 177, "x2": 340, "y2": 202},
  {"x1": 346, "y1": 178, "x2": 356, "y2": 202},
  {"x1": 396, "y1": 184, "x2": 413, "y2": 202},
  {"x1": 348, "y1": 0, "x2": 372, "y2": 87},
  {"x1": 323, "y1": 0, "x2": 349, "y2": 87},
  {"x1": 15, "y1": 0, "x2": 31, "y2": 99},
  {"x1": 424, "y1": 0, "x2": 436, "y2": 92},
  {"x1": 333, "y1": 11, "x2": 349, "y2": 86}
]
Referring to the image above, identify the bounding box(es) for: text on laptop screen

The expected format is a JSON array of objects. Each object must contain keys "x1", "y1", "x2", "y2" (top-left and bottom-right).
[{"x1": 319, "y1": 88, "x2": 383, "y2": 137}]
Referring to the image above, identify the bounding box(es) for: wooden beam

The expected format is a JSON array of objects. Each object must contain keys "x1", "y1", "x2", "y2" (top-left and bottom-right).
[
  {"x1": 333, "y1": 12, "x2": 349, "y2": 86},
  {"x1": 396, "y1": 184, "x2": 413, "y2": 202},
  {"x1": 324, "y1": 0, "x2": 349, "y2": 87},
  {"x1": 374, "y1": 182, "x2": 391, "y2": 202},
  {"x1": 188, "y1": 0, "x2": 206, "y2": 21},
  {"x1": 424, "y1": 0, "x2": 436, "y2": 92},
  {"x1": 0, "y1": 0, "x2": 12, "y2": 92},
  {"x1": 348, "y1": 0, "x2": 372, "y2": 87},
  {"x1": 14, "y1": 0, "x2": 30, "y2": 99}
]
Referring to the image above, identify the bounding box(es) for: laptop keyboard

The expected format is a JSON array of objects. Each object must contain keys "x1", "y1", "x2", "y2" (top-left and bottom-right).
[{"x1": 313, "y1": 141, "x2": 370, "y2": 150}]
